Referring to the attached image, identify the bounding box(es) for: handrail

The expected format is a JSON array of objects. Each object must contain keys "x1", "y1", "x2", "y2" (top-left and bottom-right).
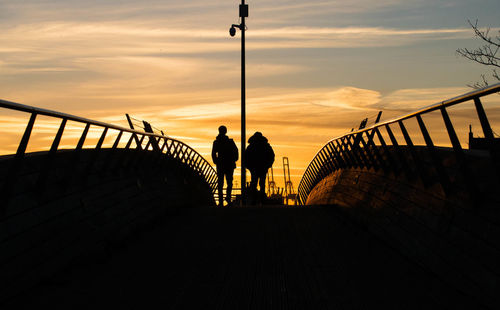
[
  {"x1": 297, "y1": 83, "x2": 500, "y2": 205},
  {"x1": 0, "y1": 98, "x2": 218, "y2": 198},
  {"x1": 1, "y1": 99, "x2": 167, "y2": 139}
]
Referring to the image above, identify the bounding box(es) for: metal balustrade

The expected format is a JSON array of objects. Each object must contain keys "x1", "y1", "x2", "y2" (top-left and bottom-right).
[
  {"x1": 297, "y1": 83, "x2": 500, "y2": 205},
  {"x1": 0, "y1": 99, "x2": 218, "y2": 199}
]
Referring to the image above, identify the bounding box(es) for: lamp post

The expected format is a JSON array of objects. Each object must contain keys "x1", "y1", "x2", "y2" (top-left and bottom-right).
[{"x1": 229, "y1": 0, "x2": 248, "y2": 205}]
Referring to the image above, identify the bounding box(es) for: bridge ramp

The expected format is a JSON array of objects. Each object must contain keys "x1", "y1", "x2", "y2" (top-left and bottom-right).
[{"x1": 6, "y1": 206, "x2": 479, "y2": 309}]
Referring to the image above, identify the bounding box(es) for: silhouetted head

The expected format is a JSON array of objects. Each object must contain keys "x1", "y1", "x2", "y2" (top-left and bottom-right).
[
  {"x1": 218, "y1": 125, "x2": 227, "y2": 135},
  {"x1": 248, "y1": 131, "x2": 267, "y2": 144}
]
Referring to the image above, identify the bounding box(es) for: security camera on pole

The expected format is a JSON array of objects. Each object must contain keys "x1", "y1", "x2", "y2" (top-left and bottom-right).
[{"x1": 229, "y1": 0, "x2": 248, "y2": 205}]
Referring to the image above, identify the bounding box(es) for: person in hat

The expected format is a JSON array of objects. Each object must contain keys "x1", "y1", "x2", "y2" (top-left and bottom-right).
[{"x1": 244, "y1": 132, "x2": 275, "y2": 205}]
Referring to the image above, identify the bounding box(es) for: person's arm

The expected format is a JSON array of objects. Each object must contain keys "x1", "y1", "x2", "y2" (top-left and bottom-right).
[
  {"x1": 233, "y1": 140, "x2": 239, "y2": 162},
  {"x1": 268, "y1": 145, "x2": 275, "y2": 167},
  {"x1": 211, "y1": 141, "x2": 218, "y2": 165},
  {"x1": 244, "y1": 146, "x2": 251, "y2": 169}
]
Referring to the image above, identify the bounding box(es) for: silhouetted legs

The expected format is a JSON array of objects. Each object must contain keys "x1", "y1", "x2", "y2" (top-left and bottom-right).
[
  {"x1": 217, "y1": 167, "x2": 234, "y2": 206},
  {"x1": 249, "y1": 170, "x2": 267, "y2": 205},
  {"x1": 226, "y1": 170, "x2": 233, "y2": 204}
]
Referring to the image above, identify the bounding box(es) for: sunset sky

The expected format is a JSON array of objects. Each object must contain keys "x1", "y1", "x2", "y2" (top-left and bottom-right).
[{"x1": 1, "y1": 0, "x2": 499, "y2": 189}]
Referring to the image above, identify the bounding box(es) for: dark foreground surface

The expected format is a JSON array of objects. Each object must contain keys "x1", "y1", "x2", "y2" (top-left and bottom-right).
[{"x1": 5, "y1": 205, "x2": 480, "y2": 309}]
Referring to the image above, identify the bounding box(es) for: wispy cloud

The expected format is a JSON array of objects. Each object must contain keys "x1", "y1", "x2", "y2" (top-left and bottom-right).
[
  {"x1": 377, "y1": 87, "x2": 470, "y2": 112},
  {"x1": 2, "y1": 22, "x2": 475, "y2": 52}
]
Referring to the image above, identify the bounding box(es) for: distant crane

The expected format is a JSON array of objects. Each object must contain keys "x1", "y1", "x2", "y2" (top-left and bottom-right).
[
  {"x1": 282, "y1": 157, "x2": 296, "y2": 205},
  {"x1": 267, "y1": 166, "x2": 277, "y2": 196},
  {"x1": 266, "y1": 166, "x2": 283, "y2": 204}
]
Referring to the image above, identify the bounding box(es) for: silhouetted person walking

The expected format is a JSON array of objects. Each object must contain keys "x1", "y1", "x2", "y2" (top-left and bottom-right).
[
  {"x1": 245, "y1": 132, "x2": 275, "y2": 205},
  {"x1": 212, "y1": 125, "x2": 238, "y2": 206}
]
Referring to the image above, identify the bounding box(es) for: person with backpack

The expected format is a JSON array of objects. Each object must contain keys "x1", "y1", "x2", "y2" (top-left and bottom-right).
[
  {"x1": 245, "y1": 132, "x2": 275, "y2": 205},
  {"x1": 212, "y1": 125, "x2": 239, "y2": 206}
]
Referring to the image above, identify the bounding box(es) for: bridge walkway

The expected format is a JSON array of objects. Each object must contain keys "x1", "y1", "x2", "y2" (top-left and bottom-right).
[{"x1": 6, "y1": 205, "x2": 478, "y2": 309}]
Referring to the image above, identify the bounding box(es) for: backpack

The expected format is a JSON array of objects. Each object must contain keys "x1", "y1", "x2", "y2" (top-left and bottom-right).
[
  {"x1": 216, "y1": 138, "x2": 238, "y2": 167},
  {"x1": 227, "y1": 139, "x2": 238, "y2": 162}
]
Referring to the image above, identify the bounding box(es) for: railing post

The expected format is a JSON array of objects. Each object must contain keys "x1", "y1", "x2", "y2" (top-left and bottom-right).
[
  {"x1": 301, "y1": 162, "x2": 315, "y2": 190},
  {"x1": 135, "y1": 134, "x2": 158, "y2": 170},
  {"x1": 440, "y1": 107, "x2": 462, "y2": 152},
  {"x1": 302, "y1": 165, "x2": 314, "y2": 191},
  {"x1": 193, "y1": 156, "x2": 202, "y2": 172},
  {"x1": 440, "y1": 106, "x2": 480, "y2": 203},
  {"x1": 326, "y1": 143, "x2": 344, "y2": 169},
  {"x1": 346, "y1": 135, "x2": 367, "y2": 168},
  {"x1": 359, "y1": 132, "x2": 379, "y2": 170},
  {"x1": 181, "y1": 147, "x2": 189, "y2": 164},
  {"x1": 80, "y1": 126, "x2": 109, "y2": 182},
  {"x1": 333, "y1": 140, "x2": 351, "y2": 168},
  {"x1": 208, "y1": 171, "x2": 217, "y2": 187},
  {"x1": 143, "y1": 139, "x2": 152, "y2": 152},
  {"x1": 473, "y1": 97, "x2": 500, "y2": 178},
  {"x1": 416, "y1": 114, "x2": 451, "y2": 194},
  {"x1": 76, "y1": 123, "x2": 90, "y2": 150},
  {"x1": 37, "y1": 118, "x2": 68, "y2": 193},
  {"x1": 165, "y1": 140, "x2": 174, "y2": 155},
  {"x1": 103, "y1": 130, "x2": 124, "y2": 173},
  {"x1": 474, "y1": 97, "x2": 494, "y2": 140},
  {"x1": 16, "y1": 112, "x2": 37, "y2": 158},
  {"x1": 201, "y1": 162, "x2": 210, "y2": 177},
  {"x1": 136, "y1": 134, "x2": 145, "y2": 150},
  {"x1": 185, "y1": 150, "x2": 194, "y2": 167},
  {"x1": 364, "y1": 130, "x2": 386, "y2": 172},
  {"x1": 112, "y1": 131, "x2": 123, "y2": 149},
  {"x1": 125, "y1": 113, "x2": 142, "y2": 147},
  {"x1": 173, "y1": 142, "x2": 183, "y2": 159},
  {"x1": 49, "y1": 118, "x2": 67, "y2": 154},
  {"x1": 316, "y1": 150, "x2": 330, "y2": 179},
  {"x1": 2, "y1": 112, "x2": 38, "y2": 211},
  {"x1": 177, "y1": 146, "x2": 186, "y2": 163},
  {"x1": 340, "y1": 137, "x2": 359, "y2": 168},
  {"x1": 384, "y1": 124, "x2": 398, "y2": 146},
  {"x1": 61, "y1": 123, "x2": 90, "y2": 191},
  {"x1": 184, "y1": 148, "x2": 192, "y2": 165},
  {"x1": 189, "y1": 151, "x2": 197, "y2": 168},
  {"x1": 320, "y1": 149, "x2": 335, "y2": 177},
  {"x1": 309, "y1": 158, "x2": 322, "y2": 184},
  {"x1": 127, "y1": 134, "x2": 146, "y2": 171},
  {"x1": 96, "y1": 127, "x2": 108, "y2": 149},
  {"x1": 152, "y1": 137, "x2": 169, "y2": 167},
  {"x1": 125, "y1": 133, "x2": 134, "y2": 149},
  {"x1": 159, "y1": 138, "x2": 167, "y2": 153},
  {"x1": 385, "y1": 123, "x2": 414, "y2": 178},
  {"x1": 368, "y1": 111, "x2": 383, "y2": 140},
  {"x1": 398, "y1": 120, "x2": 429, "y2": 186},
  {"x1": 323, "y1": 146, "x2": 338, "y2": 172},
  {"x1": 374, "y1": 127, "x2": 398, "y2": 175},
  {"x1": 303, "y1": 171, "x2": 314, "y2": 193}
]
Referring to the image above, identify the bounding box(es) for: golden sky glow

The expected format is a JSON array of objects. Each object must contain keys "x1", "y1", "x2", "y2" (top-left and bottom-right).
[{"x1": 1, "y1": 0, "x2": 500, "y2": 189}]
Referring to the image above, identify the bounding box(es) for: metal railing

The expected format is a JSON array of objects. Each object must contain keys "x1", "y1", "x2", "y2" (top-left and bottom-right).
[
  {"x1": 0, "y1": 99, "x2": 218, "y2": 197},
  {"x1": 297, "y1": 83, "x2": 500, "y2": 205}
]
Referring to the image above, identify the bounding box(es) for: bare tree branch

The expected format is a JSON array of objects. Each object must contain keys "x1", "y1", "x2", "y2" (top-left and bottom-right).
[
  {"x1": 457, "y1": 19, "x2": 500, "y2": 90},
  {"x1": 467, "y1": 74, "x2": 490, "y2": 90}
]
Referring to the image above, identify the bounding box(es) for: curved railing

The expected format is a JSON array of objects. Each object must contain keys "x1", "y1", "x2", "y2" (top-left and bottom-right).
[
  {"x1": 297, "y1": 83, "x2": 500, "y2": 205},
  {"x1": 0, "y1": 99, "x2": 218, "y2": 197}
]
